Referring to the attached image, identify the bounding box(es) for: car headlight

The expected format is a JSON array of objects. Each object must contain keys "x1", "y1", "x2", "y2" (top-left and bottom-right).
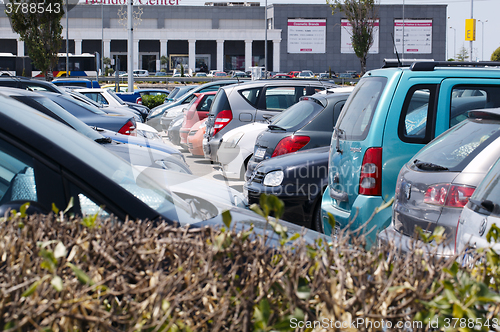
[
  {"x1": 263, "y1": 170, "x2": 284, "y2": 187},
  {"x1": 149, "y1": 106, "x2": 166, "y2": 118},
  {"x1": 169, "y1": 117, "x2": 184, "y2": 129},
  {"x1": 155, "y1": 160, "x2": 189, "y2": 173},
  {"x1": 225, "y1": 132, "x2": 244, "y2": 148}
]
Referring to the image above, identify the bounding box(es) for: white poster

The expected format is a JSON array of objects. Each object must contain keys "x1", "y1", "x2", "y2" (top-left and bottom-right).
[
  {"x1": 394, "y1": 19, "x2": 432, "y2": 54},
  {"x1": 287, "y1": 19, "x2": 326, "y2": 54},
  {"x1": 340, "y1": 20, "x2": 379, "y2": 54}
]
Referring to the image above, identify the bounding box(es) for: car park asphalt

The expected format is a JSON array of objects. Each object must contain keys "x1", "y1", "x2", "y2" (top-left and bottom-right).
[{"x1": 161, "y1": 133, "x2": 246, "y2": 194}]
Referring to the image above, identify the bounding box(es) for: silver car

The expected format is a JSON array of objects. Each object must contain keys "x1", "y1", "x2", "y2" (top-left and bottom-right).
[
  {"x1": 456, "y1": 155, "x2": 500, "y2": 264},
  {"x1": 378, "y1": 108, "x2": 500, "y2": 255}
]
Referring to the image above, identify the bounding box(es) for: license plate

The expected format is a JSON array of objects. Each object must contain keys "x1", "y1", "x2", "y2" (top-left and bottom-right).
[{"x1": 255, "y1": 148, "x2": 266, "y2": 159}]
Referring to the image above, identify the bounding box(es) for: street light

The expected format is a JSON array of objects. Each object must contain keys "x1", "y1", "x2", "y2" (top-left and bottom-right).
[
  {"x1": 478, "y1": 19, "x2": 488, "y2": 61},
  {"x1": 449, "y1": 26, "x2": 456, "y2": 60}
]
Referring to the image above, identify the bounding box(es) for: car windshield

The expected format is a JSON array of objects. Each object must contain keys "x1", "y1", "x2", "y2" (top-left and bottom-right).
[
  {"x1": 57, "y1": 94, "x2": 107, "y2": 115},
  {"x1": 270, "y1": 98, "x2": 323, "y2": 130},
  {"x1": 336, "y1": 76, "x2": 387, "y2": 141},
  {"x1": 412, "y1": 118, "x2": 500, "y2": 171}
]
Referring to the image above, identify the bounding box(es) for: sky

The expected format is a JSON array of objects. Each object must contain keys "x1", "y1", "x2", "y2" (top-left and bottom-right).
[{"x1": 181, "y1": 0, "x2": 500, "y2": 61}]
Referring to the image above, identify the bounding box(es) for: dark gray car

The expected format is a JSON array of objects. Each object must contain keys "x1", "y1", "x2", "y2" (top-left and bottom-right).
[
  {"x1": 203, "y1": 80, "x2": 335, "y2": 162},
  {"x1": 378, "y1": 108, "x2": 500, "y2": 256}
]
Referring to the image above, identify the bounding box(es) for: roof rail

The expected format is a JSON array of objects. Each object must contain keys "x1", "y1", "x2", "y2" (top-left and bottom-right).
[{"x1": 410, "y1": 61, "x2": 500, "y2": 71}]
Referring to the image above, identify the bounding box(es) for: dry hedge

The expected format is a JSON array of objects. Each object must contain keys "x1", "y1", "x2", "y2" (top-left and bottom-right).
[{"x1": 0, "y1": 212, "x2": 497, "y2": 331}]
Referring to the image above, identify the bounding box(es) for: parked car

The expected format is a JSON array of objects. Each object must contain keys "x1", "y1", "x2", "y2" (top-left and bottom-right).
[
  {"x1": 195, "y1": 72, "x2": 208, "y2": 77},
  {"x1": 272, "y1": 73, "x2": 293, "y2": 79},
  {"x1": 167, "y1": 113, "x2": 185, "y2": 146},
  {"x1": 187, "y1": 119, "x2": 207, "y2": 157},
  {"x1": 378, "y1": 108, "x2": 500, "y2": 255},
  {"x1": 0, "y1": 76, "x2": 64, "y2": 93},
  {"x1": 146, "y1": 80, "x2": 238, "y2": 131},
  {"x1": 245, "y1": 146, "x2": 329, "y2": 231},
  {"x1": 246, "y1": 91, "x2": 352, "y2": 179},
  {"x1": 321, "y1": 61, "x2": 500, "y2": 246},
  {"x1": 296, "y1": 70, "x2": 314, "y2": 79},
  {"x1": 203, "y1": 80, "x2": 336, "y2": 163},
  {"x1": 40, "y1": 91, "x2": 138, "y2": 136},
  {"x1": 116, "y1": 89, "x2": 170, "y2": 104},
  {"x1": 179, "y1": 91, "x2": 216, "y2": 147},
  {"x1": 0, "y1": 87, "x2": 190, "y2": 174},
  {"x1": 456, "y1": 152, "x2": 500, "y2": 262},
  {"x1": 155, "y1": 72, "x2": 168, "y2": 77},
  {"x1": 101, "y1": 83, "x2": 139, "y2": 93},
  {"x1": 217, "y1": 122, "x2": 268, "y2": 180},
  {"x1": 120, "y1": 69, "x2": 149, "y2": 77},
  {"x1": 78, "y1": 88, "x2": 149, "y2": 121},
  {"x1": 52, "y1": 78, "x2": 100, "y2": 89},
  {"x1": 164, "y1": 85, "x2": 197, "y2": 103},
  {"x1": 0, "y1": 94, "x2": 324, "y2": 246},
  {"x1": 288, "y1": 71, "x2": 300, "y2": 78},
  {"x1": 213, "y1": 72, "x2": 227, "y2": 77}
]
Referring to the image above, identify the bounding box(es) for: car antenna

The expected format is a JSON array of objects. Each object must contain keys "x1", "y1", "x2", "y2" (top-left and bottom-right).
[{"x1": 391, "y1": 33, "x2": 403, "y2": 67}]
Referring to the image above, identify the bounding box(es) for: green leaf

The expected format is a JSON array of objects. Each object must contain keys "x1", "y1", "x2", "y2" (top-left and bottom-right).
[
  {"x1": 19, "y1": 202, "x2": 30, "y2": 218},
  {"x1": 66, "y1": 262, "x2": 94, "y2": 286},
  {"x1": 486, "y1": 223, "x2": 500, "y2": 243},
  {"x1": 22, "y1": 275, "x2": 49, "y2": 297},
  {"x1": 50, "y1": 275, "x2": 63, "y2": 292},
  {"x1": 222, "y1": 210, "x2": 232, "y2": 229},
  {"x1": 250, "y1": 203, "x2": 266, "y2": 218},
  {"x1": 51, "y1": 203, "x2": 59, "y2": 214},
  {"x1": 327, "y1": 212, "x2": 336, "y2": 231},
  {"x1": 54, "y1": 242, "x2": 67, "y2": 259}
]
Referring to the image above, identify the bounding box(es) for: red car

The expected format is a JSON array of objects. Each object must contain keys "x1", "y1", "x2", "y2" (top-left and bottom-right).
[
  {"x1": 273, "y1": 73, "x2": 293, "y2": 79},
  {"x1": 179, "y1": 91, "x2": 217, "y2": 147},
  {"x1": 288, "y1": 71, "x2": 300, "y2": 77}
]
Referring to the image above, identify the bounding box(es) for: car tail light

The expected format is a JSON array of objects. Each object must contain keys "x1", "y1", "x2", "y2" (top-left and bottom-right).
[
  {"x1": 271, "y1": 135, "x2": 310, "y2": 158},
  {"x1": 359, "y1": 147, "x2": 382, "y2": 196},
  {"x1": 118, "y1": 119, "x2": 137, "y2": 136},
  {"x1": 136, "y1": 97, "x2": 142, "y2": 104},
  {"x1": 212, "y1": 110, "x2": 232, "y2": 136},
  {"x1": 424, "y1": 184, "x2": 475, "y2": 208}
]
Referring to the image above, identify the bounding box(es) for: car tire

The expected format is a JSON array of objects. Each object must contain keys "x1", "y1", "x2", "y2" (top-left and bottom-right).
[{"x1": 312, "y1": 200, "x2": 324, "y2": 234}]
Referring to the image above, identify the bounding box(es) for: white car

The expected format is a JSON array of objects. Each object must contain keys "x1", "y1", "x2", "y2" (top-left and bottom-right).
[
  {"x1": 120, "y1": 70, "x2": 149, "y2": 77},
  {"x1": 136, "y1": 122, "x2": 164, "y2": 142},
  {"x1": 217, "y1": 122, "x2": 269, "y2": 179}
]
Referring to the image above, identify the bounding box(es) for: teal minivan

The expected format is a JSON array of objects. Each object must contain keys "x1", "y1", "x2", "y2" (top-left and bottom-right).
[{"x1": 321, "y1": 61, "x2": 500, "y2": 245}]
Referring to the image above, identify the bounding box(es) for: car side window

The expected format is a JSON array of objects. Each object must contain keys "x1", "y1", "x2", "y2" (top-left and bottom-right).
[
  {"x1": 0, "y1": 138, "x2": 37, "y2": 204},
  {"x1": 398, "y1": 85, "x2": 437, "y2": 144},
  {"x1": 264, "y1": 86, "x2": 305, "y2": 111},
  {"x1": 239, "y1": 87, "x2": 261, "y2": 107},
  {"x1": 450, "y1": 86, "x2": 500, "y2": 127},
  {"x1": 78, "y1": 193, "x2": 110, "y2": 218},
  {"x1": 198, "y1": 95, "x2": 214, "y2": 112},
  {"x1": 182, "y1": 95, "x2": 195, "y2": 104}
]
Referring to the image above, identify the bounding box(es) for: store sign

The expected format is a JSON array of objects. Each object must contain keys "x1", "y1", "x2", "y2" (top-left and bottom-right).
[
  {"x1": 287, "y1": 19, "x2": 326, "y2": 54},
  {"x1": 340, "y1": 20, "x2": 379, "y2": 54},
  {"x1": 394, "y1": 19, "x2": 432, "y2": 54}
]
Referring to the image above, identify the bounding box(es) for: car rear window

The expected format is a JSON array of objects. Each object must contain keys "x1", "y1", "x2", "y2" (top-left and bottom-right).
[
  {"x1": 209, "y1": 89, "x2": 230, "y2": 118},
  {"x1": 270, "y1": 98, "x2": 324, "y2": 130},
  {"x1": 411, "y1": 118, "x2": 500, "y2": 172},
  {"x1": 471, "y1": 157, "x2": 500, "y2": 208},
  {"x1": 239, "y1": 87, "x2": 261, "y2": 107},
  {"x1": 336, "y1": 76, "x2": 387, "y2": 141}
]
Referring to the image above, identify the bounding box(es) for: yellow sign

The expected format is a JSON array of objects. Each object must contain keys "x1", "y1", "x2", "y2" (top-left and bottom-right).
[{"x1": 465, "y1": 19, "x2": 476, "y2": 41}]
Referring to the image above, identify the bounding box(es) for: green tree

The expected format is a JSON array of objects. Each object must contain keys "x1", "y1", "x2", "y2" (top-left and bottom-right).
[
  {"x1": 327, "y1": 0, "x2": 378, "y2": 75},
  {"x1": 456, "y1": 46, "x2": 469, "y2": 62},
  {"x1": 491, "y1": 46, "x2": 500, "y2": 61},
  {"x1": 103, "y1": 57, "x2": 111, "y2": 68},
  {"x1": 160, "y1": 55, "x2": 168, "y2": 69},
  {"x1": 6, "y1": 0, "x2": 64, "y2": 80}
]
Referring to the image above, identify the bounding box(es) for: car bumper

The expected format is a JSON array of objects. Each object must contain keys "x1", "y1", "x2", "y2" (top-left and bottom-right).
[
  {"x1": 320, "y1": 189, "x2": 392, "y2": 247},
  {"x1": 245, "y1": 159, "x2": 259, "y2": 182},
  {"x1": 203, "y1": 136, "x2": 221, "y2": 162},
  {"x1": 244, "y1": 182, "x2": 314, "y2": 228},
  {"x1": 377, "y1": 224, "x2": 455, "y2": 258}
]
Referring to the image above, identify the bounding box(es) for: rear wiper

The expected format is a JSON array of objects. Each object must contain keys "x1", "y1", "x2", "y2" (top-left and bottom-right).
[
  {"x1": 94, "y1": 137, "x2": 112, "y2": 144},
  {"x1": 268, "y1": 124, "x2": 286, "y2": 131},
  {"x1": 469, "y1": 199, "x2": 498, "y2": 214},
  {"x1": 413, "y1": 159, "x2": 449, "y2": 171}
]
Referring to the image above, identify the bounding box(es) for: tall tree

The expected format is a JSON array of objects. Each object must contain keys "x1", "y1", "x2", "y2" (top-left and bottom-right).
[
  {"x1": 6, "y1": 0, "x2": 65, "y2": 80},
  {"x1": 491, "y1": 46, "x2": 500, "y2": 61},
  {"x1": 456, "y1": 46, "x2": 469, "y2": 62},
  {"x1": 327, "y1": 0, "x2": 378, "y2": 75}
]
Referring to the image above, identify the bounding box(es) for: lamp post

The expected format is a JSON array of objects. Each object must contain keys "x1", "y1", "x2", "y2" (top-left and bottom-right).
[
  {"x1": 449, "y1": 26, "x2": 456, "y2": 60},
  {"x1": 478, "y1": 19, "x2": 488, "y2": 61}
]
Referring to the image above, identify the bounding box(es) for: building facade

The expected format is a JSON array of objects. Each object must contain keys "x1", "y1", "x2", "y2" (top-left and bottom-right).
[{"x1": 0, "y1": 2, "x2": 447, "y2": 74}]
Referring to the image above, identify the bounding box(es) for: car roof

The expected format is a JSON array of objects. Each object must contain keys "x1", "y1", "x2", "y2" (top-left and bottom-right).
[{"x1": 221, "y1": 79, "x2": 333, "y2": 90}]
